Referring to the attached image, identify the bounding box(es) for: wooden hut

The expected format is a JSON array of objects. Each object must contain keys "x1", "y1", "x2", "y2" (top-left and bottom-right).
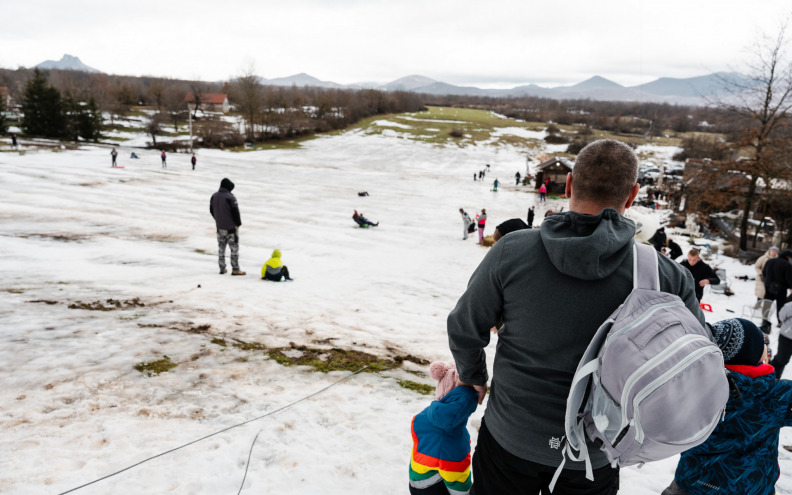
[{"x1": 535, "y1": 157, "x2": 573, "y2": 194}]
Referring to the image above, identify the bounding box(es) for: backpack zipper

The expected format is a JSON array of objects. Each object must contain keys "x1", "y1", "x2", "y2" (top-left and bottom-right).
[
  {"x1": 603, "y1": 300, "x2": 685, "y2": 348},
  {"x1": 615, "y1": 334, "x2": 703, "y2": 439},
  {"x1": 632, "y1": 343, "x2": 720, "y2": 443}
]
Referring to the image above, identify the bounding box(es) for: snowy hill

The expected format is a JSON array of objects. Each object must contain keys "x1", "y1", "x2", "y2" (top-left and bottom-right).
[
  {"x1": 35, "y1": 54, "x2": 101, "y2": 73},
  {"x1": 2, "y1": 124, "x2": 792, "y2": 494}
]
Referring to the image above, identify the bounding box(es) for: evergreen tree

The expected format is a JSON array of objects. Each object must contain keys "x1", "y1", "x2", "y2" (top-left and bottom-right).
[
  {"x1": 78, "y1": 97, "x2": 103, "y2": 142},
  {"x1": 21, "y1": 69, "x2": 64, "y2": 138}
]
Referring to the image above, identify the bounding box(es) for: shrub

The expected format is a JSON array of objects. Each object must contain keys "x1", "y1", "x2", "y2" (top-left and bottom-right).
[
  {"x1": 566, "y1": 140, "x2": 590, "y2": 155},
  {"x1": 544, "y1": 134, "x2": 569, "y2": 144},
  {"x1": 450, "y1": 128, "x2": 464, "y2": 138}
]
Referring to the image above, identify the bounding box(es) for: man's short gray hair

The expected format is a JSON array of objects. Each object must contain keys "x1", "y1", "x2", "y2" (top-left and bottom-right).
[
  {"x1": 769, "y1": 247, "x2": 780, "y2": 254},
  {"x1": 573, "y1": 139, "x2": 638, "y2": 207}
]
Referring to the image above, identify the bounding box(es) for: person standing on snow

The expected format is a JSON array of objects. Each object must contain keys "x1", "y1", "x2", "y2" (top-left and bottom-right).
[
  {"x1": 527, "y1": 206, "x2": 535, "y2": 228},
  {"x1": 161, "y1": 150, "x2": 167, "y2": 169},
  {"x1": 515, "y1": 171, "x2": 521, "y2": 185},
  {"x1": 110, "y1": 147, "x2": 118, "y2": 168},
  {"x1": 476, "y1": 209, "x2": 487, "y2": 244},
  {"x1": 191, "y1": 153, "x2": 197, "y2": 170},
  {"x1": 447, "y1": 139, "x2": 702, "y2": 494},
  {"x1": 460, "y1": 208, "x2": 472, "y2": 240},
  {"x1": 755, "y1": 247, "x2": 779, "y2": 301},
  {"x1": 650, "y1": 227, "x2": 667, "y2": 252},
  {"x1": 210, "y1": 178, "x2": 245, "y2": 276},
  {"x1": 408, "y1": 362, "x2": 478, "y2": 495},
  {"x1": 538, "y1": 183, "x2": 547, "y2": 202}
]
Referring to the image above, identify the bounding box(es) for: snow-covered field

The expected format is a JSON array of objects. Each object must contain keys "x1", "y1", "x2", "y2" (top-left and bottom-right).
[{"x1": 2, "y1": 129, "x2": 792, "y2": 494}]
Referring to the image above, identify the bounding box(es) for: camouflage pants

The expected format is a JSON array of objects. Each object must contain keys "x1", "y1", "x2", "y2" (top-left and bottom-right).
[{"x1": 217, "y1": 229, "x2": 239, "y2": 270}]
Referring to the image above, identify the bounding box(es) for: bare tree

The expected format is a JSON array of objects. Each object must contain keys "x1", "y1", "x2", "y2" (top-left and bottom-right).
[
  {"x1": 145, "y1": 113, "x2": 163, "y2": 146},
  {"x1": 714, "y1": 20, "x2": 792, "y2": 251},
  {"x1": 146, "y1": 78, "x2": 168, "y2": 112},
  {"x1": 230, "y1": 67, "x2": 263, "y2": 141}
]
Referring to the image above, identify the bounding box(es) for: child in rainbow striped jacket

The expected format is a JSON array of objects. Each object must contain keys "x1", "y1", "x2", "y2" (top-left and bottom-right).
[{"x1": 409, "y1": 362, "x2": 479, "y2": 495}]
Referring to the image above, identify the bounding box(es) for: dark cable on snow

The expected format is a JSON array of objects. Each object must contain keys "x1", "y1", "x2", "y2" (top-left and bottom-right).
[
  {"x1": 57, "y1": 366, "x2": 370, "y2": 495},
  {"x1": 237, "y1": 429, "x2": 262, "y2": 495}
]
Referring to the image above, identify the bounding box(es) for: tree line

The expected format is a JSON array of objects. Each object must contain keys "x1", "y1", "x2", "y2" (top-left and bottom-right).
[{"x1": 0, "y1": 67, "x2": 425, "y2": 147}]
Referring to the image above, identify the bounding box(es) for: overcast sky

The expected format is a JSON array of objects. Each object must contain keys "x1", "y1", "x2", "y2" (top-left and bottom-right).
[{"x1": 2, "y1": 0, "x2": 791, "y2": 88}]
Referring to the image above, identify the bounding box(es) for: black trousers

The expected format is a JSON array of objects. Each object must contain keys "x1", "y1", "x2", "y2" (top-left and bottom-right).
[
  {"x1": 771, "y1": 334, "x2": 792, "y2": 379},
  {"x1": 766, "y1": 291, "x2": 788, "y2": 321},
  {"x1": 471, "y1": 419, "x2": 619, "y2": 495}
]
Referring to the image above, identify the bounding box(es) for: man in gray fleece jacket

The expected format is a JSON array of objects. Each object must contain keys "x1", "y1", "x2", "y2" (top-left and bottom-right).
[{"x1": 447, "y1": 139, "x2": 703, "y2": 494}]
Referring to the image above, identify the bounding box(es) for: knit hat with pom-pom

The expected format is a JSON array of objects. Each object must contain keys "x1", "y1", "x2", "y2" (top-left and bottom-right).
[{"x1": 429, "y1": 361, "x2": 459, "y2": 400}]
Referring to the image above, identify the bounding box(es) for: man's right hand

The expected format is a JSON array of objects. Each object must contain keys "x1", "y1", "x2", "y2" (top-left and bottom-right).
[{"x1": 457, "y1": 379, "x2": 488, "y2": 405}]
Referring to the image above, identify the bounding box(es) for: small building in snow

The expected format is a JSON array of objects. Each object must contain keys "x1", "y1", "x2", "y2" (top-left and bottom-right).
[
  {"x1": 535, "y1": 157, "x2": 573, "y2": 194},
  {"x1": 184, "y1": 92, "x2": 230, "y2": 113}
]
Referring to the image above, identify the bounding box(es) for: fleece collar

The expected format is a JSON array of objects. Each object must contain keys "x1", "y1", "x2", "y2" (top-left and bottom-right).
[{"x1": 725, "y1": 363, "x2": 775, "y2": 379}]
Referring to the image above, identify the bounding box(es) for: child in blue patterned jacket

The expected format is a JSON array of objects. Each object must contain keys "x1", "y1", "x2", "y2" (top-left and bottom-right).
[
  {"x1": 662, "y1": 318, "x2": 792, "y2": 495},
  {"x1": 409, "y1": 362, "x2": 478, "y2": 495}
]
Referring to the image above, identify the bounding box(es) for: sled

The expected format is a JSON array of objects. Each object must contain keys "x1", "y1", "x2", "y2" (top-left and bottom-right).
[
  {"x1": 700, "y1": 303, "x2": 713, "y2": 312},
  {"x1": 113, "y1": 166, "x2": 125, "y2": 169}
]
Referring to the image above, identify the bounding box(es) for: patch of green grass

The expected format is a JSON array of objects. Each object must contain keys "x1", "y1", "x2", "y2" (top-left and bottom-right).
[
  {"x1": 211, "y1": 338, "x2": 227, "y2": 347},
  {"x1": 134, "y1": 356, "x2": 177, "y2": 376},
  {"x1": 267, "y1": 344, "x2": 397, "y2": 373},
  {"x1": 194, "y1": 249, "x2": 213, "y2": 256},
  {"x1": 228, "y1": 134, "x2": 320, "y2": 152},
  {"x1": 2, "y1": 288, "x2": 26, "y2": 294},
  {"x1": 233, "y1": 341, "x2": 268, "y2": 352},
  {"x1": 346, "y1": 106, "x2": 551, "y2": 148},
  {"x1": 106, "y1": 124, "x2": 142, "y2": 134},
  {"x1": 230, "y1": 338, "x2": 398, "y2": 373},
  {"x1": 397, "y1": 380, "x2": 435, "y2": 395}
]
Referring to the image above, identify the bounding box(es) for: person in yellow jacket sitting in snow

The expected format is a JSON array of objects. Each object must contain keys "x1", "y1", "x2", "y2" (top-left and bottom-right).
[{"x1": 261, "y1": 249, "x2": 293, "y2": 281}]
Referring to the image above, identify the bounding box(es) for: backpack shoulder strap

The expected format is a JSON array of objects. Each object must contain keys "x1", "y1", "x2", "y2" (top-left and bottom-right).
[{"x1": 633, "y1": 242, "x2": 660, "y2": 291}]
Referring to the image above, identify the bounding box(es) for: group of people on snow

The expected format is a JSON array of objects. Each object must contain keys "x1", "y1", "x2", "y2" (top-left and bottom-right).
[
  {"x1": 209, "y1": 178, "x2": 292, "y2": 282},
  {"x1": 109, "y1": 147, "x2": 197, "y2": 170},
  {"x1": 411, "y1": 139, "x2": 792, "y2": 495}
]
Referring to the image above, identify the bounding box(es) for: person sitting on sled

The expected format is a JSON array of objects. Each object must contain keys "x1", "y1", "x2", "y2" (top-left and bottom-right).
[
  {"x1": 261, "y1": 249, "x2": 293, "y2": 281},
  {"x1": 353, "y1": 210, "x2": 378, "y2": 227}
]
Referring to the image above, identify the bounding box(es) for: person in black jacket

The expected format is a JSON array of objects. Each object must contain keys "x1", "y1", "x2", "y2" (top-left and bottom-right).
[
  {"x1": 650, "y1": 227, "x2": 667, "y2": 252},
  {"x1": 527, "y1": 206, "x2": 535, "y2": 228},
  {"x1": 763, "y1": 249, "x2": 792, "y2": 322},
  {"x1": 210, "y1": 178, "x2": 245, "y2": 275},
  {"x1": 679, "y1": 248, "x2": 720, "y2": 302}
]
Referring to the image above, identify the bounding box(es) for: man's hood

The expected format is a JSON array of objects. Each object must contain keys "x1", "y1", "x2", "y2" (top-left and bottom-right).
[
  {"x1": 271, "y1": 249, "x2": 281, "y2": 259},
  {"x1": 539, "y1": 208, "x2": 636, "y2": 281},
  {"x1": 220, "y1": 178, "x2": 235, "y2": 192}
]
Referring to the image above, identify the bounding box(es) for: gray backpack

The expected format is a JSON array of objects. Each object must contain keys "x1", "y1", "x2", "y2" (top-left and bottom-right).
[{"x1": 550, "y1": 242, "x2": 729, "y2": 491}]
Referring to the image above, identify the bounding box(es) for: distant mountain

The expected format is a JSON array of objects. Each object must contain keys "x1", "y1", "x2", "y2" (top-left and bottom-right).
[
  {"x1": 259, "y1": 73, "x2": 345, "y2": 89},
  {"x1": 558, "y1": 75, "x2": 623, "y2": 92},
  {"x1": 250, "y1": 71, "x2": 750, "y2": 105},
  {"x1": 411, "y1": 81, "x2": 487, "y2": 96},
  {"x1": 381, "y1": 75, "x2": 438, "y2": 91},
  {"x1": 630, "y1": 72, "x2": 747, "y2": 99},
  {"x1": 36, "y1": 54, "x2": 101, "y2": 73}
]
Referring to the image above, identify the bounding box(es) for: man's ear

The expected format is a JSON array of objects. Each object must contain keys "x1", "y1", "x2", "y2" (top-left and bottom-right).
[
  {"x1": 565, "y1": 173, "x2": 573, "y2": 198},
  {"x1": 625, "y1": 183, "x2": 640, "y2": 209}
]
